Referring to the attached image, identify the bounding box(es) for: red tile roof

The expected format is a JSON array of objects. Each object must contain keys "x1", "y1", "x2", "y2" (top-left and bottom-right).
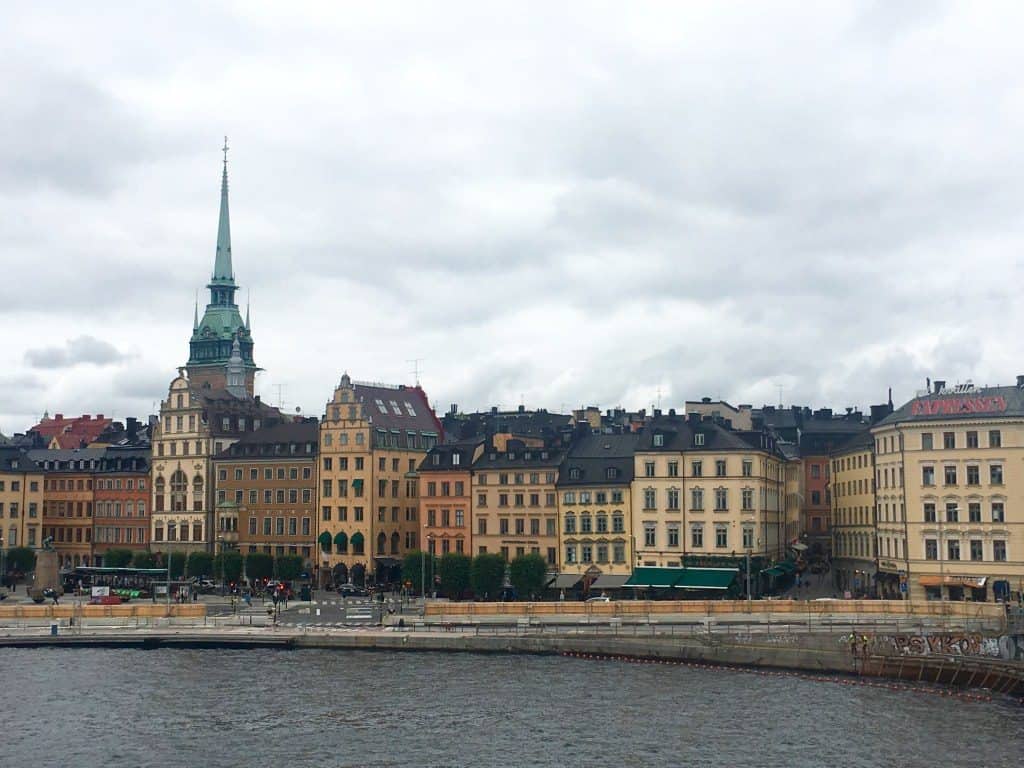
[{"x1": 30, "y1": 413, "x2": 113, "y2": 449}]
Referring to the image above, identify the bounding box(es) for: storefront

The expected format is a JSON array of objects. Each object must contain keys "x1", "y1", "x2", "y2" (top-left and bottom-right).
[
  {"x1": 875, "y1": 562, "x2": 904, "y2": 600},
  {"x1": 917, "y1": 574, "x2": 987, "y2": 601}
]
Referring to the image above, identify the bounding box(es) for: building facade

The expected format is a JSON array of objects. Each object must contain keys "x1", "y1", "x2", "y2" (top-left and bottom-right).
[
  {"x1": 212, "y1": 420, "x2": 318, "y2": 564},
  {"x1": 31, "y1": 449, "x2": 102, "y2": 568},
  {"x1": 471, "y1": 439, "x2": 561, "y2": 566},
  {"x1": 557, "y1": 433, "x2": 637, "y2": 588},
  {"x1": 872, "y1": 380, "x2": 1024, "y2": 602},
  {"x1": 92, "y1": 448, "x2": 151, "y2": 563},
  {"x1": 0, "y1": 447, "x2": 44, "y2": 555},
  {"x1": 418, "y1": 440, "x2": 482, "y2": 559},
  {"x1": 317, "y1": 374, "x2": 441, "y2": 587},
  {"x1": 830, "y1": 431, "x2": 876, "y2": 597}
]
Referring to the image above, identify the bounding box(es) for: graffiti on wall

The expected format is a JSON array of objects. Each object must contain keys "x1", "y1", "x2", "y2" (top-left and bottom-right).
[{"x1": 844, "y1": 633, "x2": 1003, "y2": 658}]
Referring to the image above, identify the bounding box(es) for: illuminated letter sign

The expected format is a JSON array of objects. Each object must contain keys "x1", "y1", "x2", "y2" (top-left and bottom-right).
[{"x1": 910, "y1": 396, "x2": 1007, "y2": 417}]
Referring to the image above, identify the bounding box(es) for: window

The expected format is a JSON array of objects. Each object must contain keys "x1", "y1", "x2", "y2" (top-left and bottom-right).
[
  {"x1": 613, "y1": 543, "x2": 625, "y2": 563},
  {"x1": 691, "y1": 461, "x2": 702, "y2": 477},
  {"x1": 499, "y1": 519, "x2": 509, "y2": 535},
  {"x1": 643, "y1": 488, "x2": 656, "y2": 510},
  {"x1": 477, "y1": 517, "x2": 487, "y2": 535},
  {"x1": 945, "y1": 503, "x2": 958, "y2": 523},
  {"x1": 714, "y1": 525, "x2": 728, "y2": 549},
  {"x1": 612, "y1": 514, "x2": 624, "y2": 533},
  {"x1": 742, "y1": 526, "x2": 754, "y2": 549},
  {"x1": 565, "y1": 544, "x2": 577, "y2": 564},
  {"x1": 968, "y1": 502, "x2": 981, "y2": 523},
  {"x1": 691, "y1": 488, "x2": 704, "y2": 511},
  {"x1": 921, "y1": 433, "x2": 933, "y2": 450},
  {"x1": 691, "y1": 524, "x2": 704, "y2": 548},
  {"x1": 644, "y1": 461, "x2": 655, "y2": 478},
  {"x1": 643, "y1": 523, "x2": 656, "y2": 547},
  {"x1": 922, "y1": 466, "x2": 934, "y2": 486},
  {"x1": 947, "y1": 539, "x2": 960, "y2": 561},
  {"x1": 741, "y1": 489, "x2": 754, "y2": 511},
  {"x1": 992, "y1": 502, "x2": 1005, "y2": 523},
  {"x1": 667, "y1": 524, "x2": 680, "y2": 548},
  {"x1": 990, "y1": 465, "x2": 1003, "y2": 485},
  {"x1": 923, "y1": 503, "x2": 936, "y2": 523},
  {"x1": 925, "y1": 539, "x2": 937, "y2": 560},
  {"x1": 970, "y1": 539, "x2": 983, "y2": 561},
  {"x1": 714, "y1": 488, "x2": 727, "y2": 511},
  {"x1": 943, "y1": 466, "x2": 956, "y2": 486},
  {"x1": 653, "y1": 434, "x2": 664, "y2": 447},
  {"x1": 966, "y1": 465, "x2": 980, "y2": 485},
  {"x1": 742, "y1": 460, "x2": 752, "y2": 477},
  {"x1": 581, "y1": 544, "x2": 593, "y2": 563},
  {"x1": 715, "y1": 460, "x2": 727, "y2": 477},
  {"x1": 811, "y1": 491, "x2": 821, "y2": 505},
  {"x1": 966, "y1": 431, "x2": 978, "y2": 448},
  {"x1": 811, "y1": 464, "x2": 820, "y2": 479},
  {"x1": 989, "y1": 430, "x2": 1001, "y2": 448},
  {"x1": 943, "y1": 432, "x2": 955, "y2": 450},
  {"x1": 694, "y1": 433, "x2": 704, "y2": 447},
  {"x1": 668, "y1": 461, "x2": 679, "y2": 477},
  {"x1": 580, "y1": 514, "x2": 592, "y2": 534},
  {"x1": 993, "y1": 540, "x2": 1007, "y2": 562},
  {"x1": 667, "y1": 488, "x2": 680, "y2": 510}
]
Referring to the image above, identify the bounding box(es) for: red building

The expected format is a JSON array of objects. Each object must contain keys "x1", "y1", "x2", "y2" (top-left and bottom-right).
[
  {"x1": 30, "y1": 413, "x2": 114, "y2": 449},
  {"x1": 92, "y1": 448, "x2": 151, "y2": 563}
]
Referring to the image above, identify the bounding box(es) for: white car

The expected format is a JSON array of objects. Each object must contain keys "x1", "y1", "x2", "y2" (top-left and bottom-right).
[{"x1": 585, "y1": 595, "x2": 611, "y2": 602}]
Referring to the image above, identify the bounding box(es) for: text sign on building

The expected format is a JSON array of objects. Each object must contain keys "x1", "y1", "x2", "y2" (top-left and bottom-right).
[{"x1": 910, "y1": 395, "x2": 1007, "y2": 417}]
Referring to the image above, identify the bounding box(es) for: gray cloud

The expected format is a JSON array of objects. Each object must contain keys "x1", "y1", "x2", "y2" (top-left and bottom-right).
[{"x1": 25, "y1": 336, "x2": 132, "y2": 369}]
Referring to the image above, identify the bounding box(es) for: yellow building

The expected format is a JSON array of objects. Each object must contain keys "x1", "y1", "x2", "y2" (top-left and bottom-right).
[
  {"x1": 631, "y1": 415, "x2": 787, "y2": 594},
  {"x1": 556, "y1": 433, "x2": 638, "y2": 594},
  {"x1": 471, "y1": 438, "x2": 561, "y2": 566},
  {"x1": 872, "y1": 380, "x2": 1024, "y2": 602},
  {"x1": 0, "y1": 447, "x2": 44, "y2": 554},
  {"x1": 317, "y1": 374, "x2": 441, "y2": 587},
  {"x1": 782, "y1": 447, "x2": 804, "y2": 550},
  {"x1": 830, "y1": 430, "x2": 877, "y2": 597}
]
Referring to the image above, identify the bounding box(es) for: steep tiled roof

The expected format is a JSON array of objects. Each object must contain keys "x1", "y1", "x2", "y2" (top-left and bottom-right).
[
  {"x1": 558, "y1": 433, "x2": 638, "y2": 487},
  {"x1": 30, "y1": 414, "x2": 113, "y2": 449}
]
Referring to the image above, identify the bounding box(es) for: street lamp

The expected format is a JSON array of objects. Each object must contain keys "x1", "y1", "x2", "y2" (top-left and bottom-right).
[
  {"x1": 217, "y1": 536, "x2": 225, "y2": 597},
  {"x1": 0, "y1": 534, "x2": 6, "y2": 590}
]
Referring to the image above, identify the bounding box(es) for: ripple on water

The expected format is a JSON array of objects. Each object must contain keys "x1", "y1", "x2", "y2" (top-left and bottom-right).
[{"x1": 4, "y1": 648, "x2": 1023, "y2": 768}]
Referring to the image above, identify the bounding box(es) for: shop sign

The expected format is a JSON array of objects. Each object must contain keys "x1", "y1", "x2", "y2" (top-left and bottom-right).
[
  {"x1": 877, "y1": 560, "x2": 899, "y2": 572},
  {"x1": 910, "y1": 395, "x2": 1007, "y2": 417}
]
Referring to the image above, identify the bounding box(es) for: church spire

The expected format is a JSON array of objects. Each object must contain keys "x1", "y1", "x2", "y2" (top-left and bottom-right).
[
  {"x1": 212, "y1": 136, "x2": 233, "y2": 283},
  {"x1": 193, "y1": 290, "x2": 199, "y2": 330}
]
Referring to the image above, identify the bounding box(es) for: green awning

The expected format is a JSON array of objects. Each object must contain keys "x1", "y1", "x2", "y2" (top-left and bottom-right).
[
  {"x1": 675, "y1": 568, "x2": 738, "y2": 590},
  {"x1": 334, "y1": 532, "x2": 348, "y2": 547},
  {"x1": 624, "y1": 567, "x2": 685, "y2": 588},
  {"x1": 318, "y1": 532, "x2": 332, "y2": 549},
  {"x1": 762, "y1": 567, "x2": 785, "y2": 578}
]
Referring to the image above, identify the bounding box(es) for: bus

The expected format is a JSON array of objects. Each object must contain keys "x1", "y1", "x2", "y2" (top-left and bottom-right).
[{"x1": 63, "y1": 567, "x2": 172, "y2": 602}]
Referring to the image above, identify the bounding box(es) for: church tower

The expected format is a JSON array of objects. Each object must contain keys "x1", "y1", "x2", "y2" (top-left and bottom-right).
[{"x1": 186, "y1": 139, "x2": 258, "y2": 395}]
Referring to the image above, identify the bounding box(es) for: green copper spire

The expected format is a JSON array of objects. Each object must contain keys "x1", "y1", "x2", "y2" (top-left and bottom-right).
[{"x1": 212, "y1": 136, "x2": 234, "y2": 284}]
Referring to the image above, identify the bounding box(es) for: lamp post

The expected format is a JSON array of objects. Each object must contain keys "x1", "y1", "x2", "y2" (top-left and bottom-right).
[
  {"x1": 0, "y1": 534, "x2": 5, "y2": 591},
  {"x1": 217, "y1": 536, "x2": 225, "y2": 597}
]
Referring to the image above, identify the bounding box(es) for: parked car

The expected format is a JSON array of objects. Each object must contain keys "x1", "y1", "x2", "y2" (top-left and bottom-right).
[
  {"x1": 585, "y1": 595, "x2": 611, "y2": 603},
  {"x1": 337, "y1": 583, "x2": 369, "y2": 598}
]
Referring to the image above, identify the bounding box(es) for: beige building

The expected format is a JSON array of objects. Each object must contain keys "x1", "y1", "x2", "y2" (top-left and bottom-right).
[
  {"x1": 556, "y1": 433, "x2": 638, "y2": 593},
  {"x1": 872, "y1": 380, "x2": 1024, "y2": 602},
  {"x1": 631, "y1": 415, "x2": 787, "y2": 595},
  {"x1": 684, "y1": 398, "x2": 754, "y2": 430},
  {"x1": 830, "y1": 431, "x2": 877, "y2": 597},
  {"x1": 0, "y1": 448, "x2": 44, "y2": 555},
  {"x1": 471, "y1": 439, "x2": 561, "y2": 566},
  {"x1": 317, "y1": 374, "x2": 441, "y2": 587}
]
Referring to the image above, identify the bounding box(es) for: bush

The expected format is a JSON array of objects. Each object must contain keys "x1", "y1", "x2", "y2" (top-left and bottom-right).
[
  {"x1": 438, "y1": 553, "x2": 471, "y2": 599},
  {"x1": 5, "y1": 546, "x2": 36, "y2": 574},
  {"x1": 470, "y1": 553, "x2": 506, "y2": 600},
  {"x1": 186, "y1": 552, "x2": 214, "y2": 578},
  {"x1": 245, "y1": 552, "x2": 273, "y2": 582},
  {"x1": 509, "y1": 554, "x2": 548, "y2": 600},
  {"x1": 401, "y1": 550, "x2": 435, "y2": 594},
  {"x1": 213, "y1": 551, "x2": 244, "y2": 583},
  {"x1": 275, "y1": 554, "x2": 304, "y2": 581},
  {"x1": 132, "y1": 551, "x2": 157, "y2": 569}
]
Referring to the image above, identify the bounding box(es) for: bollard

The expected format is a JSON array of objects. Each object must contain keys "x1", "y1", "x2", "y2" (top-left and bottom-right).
[{"x1": 50, "y1": 622, "x2": 58, "y2": 636}]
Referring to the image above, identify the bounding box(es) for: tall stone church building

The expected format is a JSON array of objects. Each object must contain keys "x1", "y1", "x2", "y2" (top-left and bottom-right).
[{"x1": 150, "y1": 150, "x2": 284, "y2": 554}]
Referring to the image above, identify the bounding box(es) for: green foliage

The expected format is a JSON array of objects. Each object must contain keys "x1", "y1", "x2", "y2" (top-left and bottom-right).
[
  {"x1": 509, "y1": 554, "x2": 548, "y2": 600},
  {"x1": 186, "y1": 551, "x2": 214, "y2": 578},
  {"x1": 275, "y1": 554, "x2": 304, "y2": 581},
  {"x1": 245, "y1": 552, "x2": 274, "y2": 582},
  {"x1": 213, "y1": 550, "x2": 244, "y2": 583},
  {"x1": 470, "y1": 553, "x2": 506, "y2": 600},
  {"x1": 438, "y1": 553, "x2": 471, "y2": 599},
  {"x1": 5, "y1": 546, "x2": 36, "y2": 573},
  {"x1": 169, "y1": 552, "x2": 186, "y2": 579},
  {"x1": 401, "y1": 550, "x2": 434, "y2": 593},
  {"x1": 102, "y1": 549, "x2": 134, "y2": 568},
  {"x1": 132, "y1": 551, "x2": 157, "y2": 569}
]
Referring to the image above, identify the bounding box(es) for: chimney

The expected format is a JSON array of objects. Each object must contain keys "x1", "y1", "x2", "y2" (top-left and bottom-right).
[
  {"x1": 126, "y1": 417, "x2": 138, "y2": 442},
  {"x1": 668, "y1": 408, "x2": 676, "y2": 416},
  {"x1": 687, "y1": 412, "x2": 701, "y2": 424},
  {"x1": 96, "y1": 414, "x2": 104, "y2": 420},
  {"x1": 653, "y1": 408, "x2": 662, "y2": 417},
  {"x1": 491, "y1": 406, "x2": 498, "y2": 415},
  {"x1": 518, "y1": 405, "x2": 525, "y2": 413},
  {"x1": 55, "y1": 413, "x2": 63, "y2": 420},
  {"x1": 702, "y1": 397, "x2": 711, "y2": 403},
  {"x1": 1016, "y1": 376, "x2": 1024, "y2": 388},
  {"x1": 933, "y1": 380, "x2": 945, "y2": 394}
]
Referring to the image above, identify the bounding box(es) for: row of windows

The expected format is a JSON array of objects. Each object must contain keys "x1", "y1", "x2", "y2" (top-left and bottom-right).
[
  {"x1": 322, "y1": 456, "x2": 366, "y2": 471},
  {"x1": 426, "y1": 481, "x2": 465, "y2": 497},
  {"x1": 322, "y1": 505, "x2": 366, "y2": 522},
  {"x1": 876, "y1": 429, "x2": 1003, "y2": 454},
  {"x1": 924, "y1": 538, "x2": 1008, "y2": 562},
  {"x1": 642, "y1": 487, "x2": 760, "y2": 512},
  {"x1": 94, "y1": 526, "x2": 148, "y2": 544},
  {"x1": 563, "y1": 512, "x2": 626, "y2": 534},
  {"x1": 562, "y1": 490, "x2": 624, "y2": 505},
  {"x1": 833, "y1": 453, "x2": 869, "y2": 473},
  {"x1": 564, "y1": 542, "x2": 627, "y2": 564},
  {"x1": 643, "y1": 458, "x2": 757, "y2": 479},
  {"x1": 218, "y1": 488, "x2": 313, "y2": 505},
  {"x1": 153, "y1": 522, "x2": 204, "y2": 542},
  {"x1": 640, "y1": 522, "x2": 755, "y2": 550},
  {"x1": 219, "y1": 466, "x2": 312, "y2": 482},
  {"x1": 157, "y1": 440, "x2": 223, "y2": 458},
  {"x1": 425, "y1": 509, "x2": 466, "y2": 527},
  {"x1": 43, "y1": 525, "x2": 92, "y2": 544},
  {"x1": 0, "y1": 480, "x2": 38, "y2": 492},
  {"x1": 920, "y1": 464, "x2": 1003, "y2": 487},
  {"x1": 45, "y1": 501, "x2": 91, "y2": 517},
  {"x1": 478, "y1": 472, "x2": 558, "y2": 486},
  {"x1": 95, "y1": 501, "x2": 147, "y2": 517},
  {"x1": 246, "y1": 516, "x2": 312, "y2": 537},
  {"x1": 477, "y1": 545, "x2": 557, "y2": 566},
  {"x1": 478, "y1": 492, "x2": 557, "y2": 508},
  {"x1": 923, "y1": 501, "x2": 1005, "y2": 523},
  {"x1": 44, "y1": 478, "x2": 91, "y2": 491},
  {"x1": 834, "y1": 478, "x2": 873, "y2": 498},
  {"x1": 479, "y1": 517, "x2": 559, "y2": 537},
  {"x1": 322, "y1": 429, "x2": 366, "y2": 447},
  {"x1": 0, "y1": 502, "x2": 38, "y2": 518}
]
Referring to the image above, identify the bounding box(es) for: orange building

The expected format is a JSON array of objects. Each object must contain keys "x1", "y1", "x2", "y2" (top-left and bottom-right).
[
  {"x1": 30, "y1": 449, "x2": 101, "y2": 568},
  {"x1": 418, "y1": 440, "x2": 483, "y2": 559},
  {"x1": 92, "y1": 448, "x2": 151, "y2": 563}
]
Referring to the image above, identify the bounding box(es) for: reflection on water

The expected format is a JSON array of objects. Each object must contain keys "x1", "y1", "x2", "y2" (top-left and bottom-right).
[{"x1": 7, "y1": 648, "x2": 1024, "y2": 768}]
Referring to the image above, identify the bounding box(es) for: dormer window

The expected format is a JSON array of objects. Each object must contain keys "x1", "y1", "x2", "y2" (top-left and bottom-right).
[
  {"x1": 694, "y1": 433, "x2": 705, "y2": 446},
  {"x1": 375, "y1": 399, "x2": 388, "y2": 414},
  {"x1": 654, "y1": 434, "x2": 664, "y2": 447},
  {"x1": 452, "y1": 453, "x2": 460, "y2": 466},
  {"x1": 432, "y1": 454, "x2": 440, "y2": 466},
  {"x1": 541, "y1": 451, "x2": 549, "y2": 460},
  {"x1": 606, "y1": 467, "x2": 618, "y2": 480},
  {"x1": 524, "y1": 452, "x2": 532, "y2": 460},
  {"x1": 569, "y1": 467, "x2": 581, "y2": 480}
]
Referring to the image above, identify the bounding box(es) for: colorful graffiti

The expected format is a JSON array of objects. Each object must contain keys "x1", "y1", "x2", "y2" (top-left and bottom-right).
[{"x1": 845, "y1": 633, "x2": 1004, "y2": 658}]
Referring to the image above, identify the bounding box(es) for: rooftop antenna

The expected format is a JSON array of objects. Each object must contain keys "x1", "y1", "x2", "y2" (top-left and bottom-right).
[
  {"x1": 408, "y1": 358, "x2": 423, "y2": 386},
  {"x1": 773, "y1": 383, "x2": 784, "y2": 408},
  {"x1": 656, "y1": 386, "x2": 662, "y2": 410},
  {"x1": 274, "y1": 383, "x2": 288, "y2": 409}
]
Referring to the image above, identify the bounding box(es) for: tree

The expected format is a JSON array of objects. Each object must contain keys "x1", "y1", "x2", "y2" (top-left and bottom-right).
[
  {"x1": 214, "y1": 551, "x2": 243, "y2": 583},
  {"x1": 186, "y1": 551, "x2": 214, "y2": 578},
  {"x1": 245, "y1": 552, "x2": 273, "y2": 582},
  {"x1": 509, "y1": 554, "x2": 548, "y2": 600},
  {"x1": 438, "y1": 553, "x2": 471, "y2": 599},
  {"x1": 5, "y1": 546, "x2": 36, "y2": 574},
  {"x1": 132, "y1": 551, "x2": 157, "y2": 569},
  {"x1": 102, "y1": 549, "x2": 134, "y2": 568},
  {"x1": 168, "y1": 552, "x2": 186, "y2": 579},
  {"x1": 402, "y1": 550, "x2": 434, "y2": 594},
  {"x1": 470, "y1": 553, "x2": 506, "y2": 600},
  {"x1": 275, "y1": 554, "x2": 304, "y2": 581}
]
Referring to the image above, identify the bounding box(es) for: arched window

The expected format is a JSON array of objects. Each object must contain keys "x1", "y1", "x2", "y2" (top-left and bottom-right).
[
  {"x1": 334, "y1": 532, "x2": 348, "y2": 554},
  {"x1": 390, "y1": 531, "x2": 400, "y2": 554},
  {"x1": 170, "y1": 470, "x2": 187, "y2": 512},
  {"x1": 350, "y1": 532, "x2": 365, "y2": 555},
  {"x1": 596, "y1": 514, "x2": 608, "y2": 533},
  {"x1": 155, "y1": 476, "x2": 166, "y2": 512},
  {"x1": 318, "y1": 531, "x2": 332, "y2": 553},
  {"x1": 376, "y1": 532, "x2": 387, "y2": 555}
]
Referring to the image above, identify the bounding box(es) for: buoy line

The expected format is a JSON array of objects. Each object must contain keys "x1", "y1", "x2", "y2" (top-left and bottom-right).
[{"x1": 558, "y1": 651, "x2": 1020, "y2": 705}]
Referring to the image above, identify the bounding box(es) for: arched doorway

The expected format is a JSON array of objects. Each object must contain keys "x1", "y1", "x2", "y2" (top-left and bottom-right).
[
  {"x1": 350, "y1": 563, "x2": 366, "y2": 587},
  {"x1": 332, "y1": 562, "x2": 349, "y2": 586}
]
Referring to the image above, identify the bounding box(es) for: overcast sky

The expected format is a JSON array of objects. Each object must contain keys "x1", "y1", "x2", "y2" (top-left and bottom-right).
[{"x1": 3, "y1": 1, "x2": 1024, "y2": 434}]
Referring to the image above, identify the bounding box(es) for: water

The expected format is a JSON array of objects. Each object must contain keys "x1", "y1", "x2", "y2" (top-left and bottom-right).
[{"x1": 7, "y1": 648, "x2": 1023, "y2": 767}]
